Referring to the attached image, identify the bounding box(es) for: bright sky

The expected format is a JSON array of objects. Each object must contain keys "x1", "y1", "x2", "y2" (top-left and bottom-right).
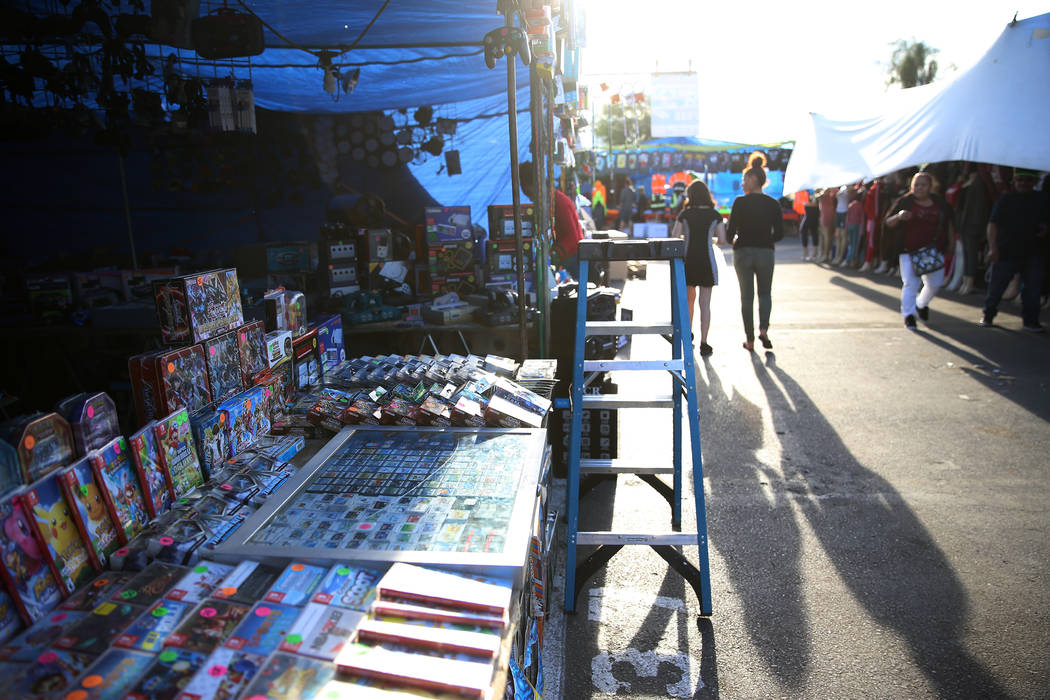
[{"x1": 578, "y1": 0, "x2": 1050, "y2": 145}]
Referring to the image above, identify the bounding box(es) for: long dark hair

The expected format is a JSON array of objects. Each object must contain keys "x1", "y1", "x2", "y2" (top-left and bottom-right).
[{"x1": 685, "y1": 180, "x2": 715, "y2": 208}]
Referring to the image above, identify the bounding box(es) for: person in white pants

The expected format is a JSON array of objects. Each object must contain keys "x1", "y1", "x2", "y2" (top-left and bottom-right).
[{"x1": 898, "y1": 253, "x2": 945, "y2": 323}]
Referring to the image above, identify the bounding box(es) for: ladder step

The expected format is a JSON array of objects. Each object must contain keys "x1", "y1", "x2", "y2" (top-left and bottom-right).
[
  {"x1": 583, "y1": 359, "x2": 685, "y2": 372},
  {"x1": 585, "y1": 321, "x2": 673, "y2": 335},
  {"x1": 580, "y1": 459, "x2": 674, "y2": 475},
  {"x1": 576, "y1": 532, "x2": 700, "y2": 546},
  {"x1": 580, "y1": 395, "x2": 674, "y2": 409}
]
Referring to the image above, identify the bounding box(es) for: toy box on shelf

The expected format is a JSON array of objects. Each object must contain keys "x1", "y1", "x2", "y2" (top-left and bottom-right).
[
  {"x1": 190, "y1": 408, "x2": 231, "y2": 480},
  {"x1": 153, "y1": 268, "x2": 244, "y2": 345},
  {"x1": 0, "y1": 491, "x2": 63, "y2": 624},
  {"x1": 152, "y1": 408, "x2": 205, "y2": 500},
  {"x1": 310, "y1": 314, "x2": 345, "y2": 373},
  {"x1": 128, "y1": 350, "x2": 166, "y2": 426},
  {"x1": 486, "y1": 239, "x2": 534, "y2": 275},
  {"x1": 292, "y1": 329, "x2": 321, "y2": 391},
  {"x1": 237, "y1": 320, "x2": 268, "y2": 386},
  {"x1": 428, "y1": 240, "x2": 479, "y2": 279},
  {"x1": 264, "y1": 288, "x2": 307, "y2": 337},
  {"x1": 58, "y1": 457, "x2": 121, "y2": 570},
  {"x1": 54, "y1": 392, "x2": 120, "y2": 457},
  {"x1": 19, "y1": 471, "x2": 98, "y2": 595},
  {"x1": 357, "y1": 228, "x2": 394, "y2": 262},
  {"x1": 0, "y1": 412, "x2": 76, "y2": 485},
  {"x1": 430, "y1": 272, "x2": 481, "y2": 298},
  {"x1": 488, "y1": 203, "x2": 535, "y2": 241},
  {"x1": 203, "y1": 331, "x2": 244, "y2": 402},
  {"x1": 425, "y1": 206, "x2": 472, "y2": 244},
  {"x1": 217, "y1": 387, "x2": 270, "y2": 458},
  {"x1": 155, "y1": 345, "x2": 213, "y2": 416},
  {"x1": 88, "y1": 436, "x2": 151, "y2": 545}
]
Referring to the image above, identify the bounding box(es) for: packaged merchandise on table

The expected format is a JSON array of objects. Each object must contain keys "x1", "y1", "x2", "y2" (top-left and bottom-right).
[
  {"x1": 376, "y1": 563, "x2": 512, "y2": 618},
  {"x1": 264, "y1": 329, "x2": 294, "y2": 368},
  {"x1": 425, "y1": 205, "x2": 473, "y2": 244},
  {"x1": 125, "y1": 647, "x2": 208, "y2": 700},
  {"x1": 0, "y1": 411, "x2": 76, "y2": 485},
  {"x1": 128, "y1": 349, "x2": 166, "y2": 426},
  {"x1": 415, "y1": 395, "x2": 453, "y2": 426},
  {"x1": 55, "y1": 391, "x2": 120, "y2": 456},
  {"x1": 487, "y1": 203, "x2": 535, "y2": 241},
  {"x1": 380, "y1": 397, "x2": 420, "y2": 426},
  {"x1": 428, "y1": 239, "x2": 478, "y2": 277},
  {"x1": 0, "y1": 440, "x2": 18, "y2": 500},
  {"x1": 279, "y1": 602, "x2": 364, "y2": 660},
  {"x1": 57, "y1": 459, "x2": 120, "y2": 570},
  {"x1": 234, "y1": 433, "x2": 304, "y2": 463},
  {"x1": 0, "y1": 587, "x2": 24, "y2": 646},
  {"x1": 202, "y1": 330, "x2": 245, "y2": 402},
  {"x1": 18, "y1": 470, "x2": 97, "y2": 595},
  {"x1": 311, "y1": 563, "x2": 384, "y2": 611},
  {"x1": 306, "y1": 388, "x2": 357, "y2": 432},
  {"x1": 189, "y1": 407, "x2": 230, "y2": 480},
  {"x1": 153, "y1": 268, "x2": 244, "y2": 345},
  {"x1": 165, "y1": 560, "x2": 235, "y2": 604},
  {"x1": 88, "y1": 436, "x2": 151, "y2": 544},
  {"x1": 0, "y1": 647, "x2": 96, "y2": 700},
  {"x1": 113, "y1": 599, "x2": 193, "y2": 652},
  {"x1": 211, "y1": 560, "x2": 285, "y2": 606},
  {"x1": 263, "y1": 561, "x2": 328, "y2": 606},
  {"x1": 176, "y1": 646, "x2": 267, "y2": 700},
  {"x1": 356, "y1": 615, "x2": 501, "y2": 658},
  {"x1": 335, "y1": 640, "x2": 495, "y2": 699},
  {"x1": 264, "y1": 288, "x2": 307, "y2": 337},
  {"x1": 237, "y1": 320, "x2": 269, "y2": 386},
  {"x1": 156, "y1": 344, "x2": 213, "y2": 416},
  {"x1": 240, "y1": 651, "x2": 336, "y2": 700},
  {"x1": 59, "y1": 570, "x2": 133, "y2": 611},
  {"x1": 163, "y1": 599, "x2": 250, "y2": 655},
  {"x1": 0, "y1": 491, "x2": 63, "y2": 624},
  {"x1": 110, "y1": 562, "x2": 189, "y2": 608},
  {"x1": 450, "y1": 390, "x2": 488, "y2": 428},
  {"x1": 217, "y1": 386, "x2": 269, "y2": 457},
  {"x1": 292, "y1": 328, "x2": 322, "y2": 391},
  {"x1": 310, "y1": 313, "x2": 346, "y2": 372},
  {"x1": 129, "y1": 422, "x2": 175, "y2": 518},
  {"x1": 152, "y1": 409, "x2": 206, "y2": 500},
  {"x1": 64, "y1": 647, "x2": 155, "y2": 700},
  {"x1": 224, "y1": 601, "x2": 302, "y2": 655},
  {"x1": 54, "y1": 600, "x2": 146, "y2": 654},
  {"x1": 0, "y1": 608, "x2": 84, "y2": 660}
]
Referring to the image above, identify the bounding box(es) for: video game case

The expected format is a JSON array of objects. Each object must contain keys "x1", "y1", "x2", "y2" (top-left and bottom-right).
[
  {"x1": 189, "y1": 408, "x2": 229, "y2": 481},
  {"x1": 65, "y1": 647, "x2": 155, "y2": 700},
  {"x1": 125, "y1": 647, "x2": 208, "y2": 700},
  {"x1": 2, "y1": 647, "x2": 96, "y2": 700},
  {"x1": 0, "y1": 586, "x2": 24, "y2": 647},
  {"x1": 240, "y1": 651, "x2": 335, "y2": 700},
  {"x1": 0, "y1": 490, "x2": 63, "y2": 625},
  {"x1": 110, "y1": 562, "x2": 189, "y2": 608},
  {"x1": 335, "y1": 641, "x2": 495, "y2": 699},
  {"x1": 54, "y1": 600, "x2": 146, "y2": 655},
  {"x1": 371, "y1": 600, "x2": 507, "y2": 631},
  {"x1": 18, "y1": 470, "x2": 97, "y2": 596},
  {"x1": 224, "y1": 601, "x2": 301, "y2": 655},
  {"x1": 175, "y1": 646, "x2": 267, "y2": 700},
  {"x1": 211, "y1": 560, "x2": 284, "y2": 606},
  {"x1": 60, "y1": 570, "x2": 133, "y2": 611},
  {"x1": 357, "y1": 617, "x2": 501, "y2": 659},
  {"x1": 203, "y1": 331, "x2": 245, "y2": 402},
  {"x1": 129, "y1": 422, "x2": 175, "y2": 519},
  {"x1": 312, "y1": 563, "x2": 384, "y2": 611},
  {"x1": 156, "y1": 344, "x2": 213, "y2": 416},
  {"x1": 114, "y1": 599, "x2": 193, "y2": 652},
  {"x1": 163, "y1": 600, "x2": 251, "y2": 656},
  {"x1": 153, "y1": 408, "x2": 206, "y2": 499},
  {"x1": 278, "y1": 602, "x2": 364, "y2": 661},
  {"x1": 376, "y1": 563, "x2": 513, "y2": 617},
  {"x1": 58, "y1": 457, "x2": 121, "y2": 570},
  {"x1": 166, "y1": 560, "x2": 235, "y2": 604},
  {"x1": 87, "y1": 436, "x2": 150, "y2": 545},
  {"x1": 263, "y1": 561, "x2": 328, "y2": 606},
  {"x1": 0, "y1": 608, "x2": 84, "y2": 661}
]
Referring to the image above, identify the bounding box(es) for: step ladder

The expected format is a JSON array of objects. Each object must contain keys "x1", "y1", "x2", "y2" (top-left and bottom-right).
[{"x1": 558, "y1": 238, "x2": 712, "y2": 616}]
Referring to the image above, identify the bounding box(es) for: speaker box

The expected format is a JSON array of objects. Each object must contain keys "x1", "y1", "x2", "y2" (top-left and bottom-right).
[
  {"x1": 445, "y1": 150, "x2": 462, "y2": 176},
  {"x1": 192, "y1": 8, "x2": 264, "y2": 59},
  {"x1": 151, "y1": 0, "x2": 199, "y2": 49}
]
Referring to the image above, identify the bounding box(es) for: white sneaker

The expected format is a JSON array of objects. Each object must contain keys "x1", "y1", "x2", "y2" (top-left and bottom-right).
[
  {"x1": 874, "y1": 262, "x2": 887, "y2": 274},
  {"x1": 859, "y1": 261, "x2": 871, "y2": 272}
]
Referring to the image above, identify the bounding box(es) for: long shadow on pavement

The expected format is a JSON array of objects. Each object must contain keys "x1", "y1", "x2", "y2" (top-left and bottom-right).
[{"x1": 749, "y1": 352, "x2": 1014, "y2": 698}]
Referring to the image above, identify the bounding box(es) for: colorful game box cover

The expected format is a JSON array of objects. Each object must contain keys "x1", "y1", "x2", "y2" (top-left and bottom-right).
[
  {"x1": 224, "y1": 601, "x2": 301, "y2": 655},
  {"x1": 264, "y1": 561, "x2": 327, "y2": 606},
  {"x1": 55, "y1": 391, "x2": 121, "y2": 457},
  {"x1": 0, "y1": 411, "x2": 75, "y2": 485},
  {"x1": 217, "y1": 387, "x2": 269, "y2": 457},
  {"x1": 0, "y1": 492, "x2": 63, "y2": 625},
  {"x1": 176, "y1": 646, "x2": 267, "y2": 700},
  {"x1": 312, "y1": 563, "x2": 383, "y2": 611},
  {"x1": 156, "y1": 345, "x2": 213, "y2": 416},
  {"x1": 240, "y1": 651, "x2": 335, "y2": 700},
  {"x1": 129, "y1": 422, "x2": 175, "y2": 519},
  {"x1": 2, "y1": 648, "x2": 96, "y2": 700},
  {"x1": 58, "y1": 457, "x2": 120, "y2": 569},
  {"x1": 66, "y1": 647, "x2": 155, "y2": 700},
  {"x1": 211, "y1": 560, "x2": 284, "y2": 606},
  {"x1": 113, "y1": 599, "x2": 193, "y2": 652},
  {"x1": 203, "y1": 331, "x2": 244, "y2": 402},
  {"x1": 311, "y1": 313, "x2": 346, "y2": 373},
  {"x1": 88, "y1": 436, "x2": 150, "y2": 545},
  {"x1": 0, "y1": 608, "x2": 84, "y2": 661},
  {"x1": 154, "y1": 268, "x2": 244, "y2": 345},
  {"x1": 110, "y1": 562, "x2": 188, "y2": 608},
  {"x1": 293, "y1": 329, "x2": 321, "y2": 391},
  {"x1": 153, "y1": 409, "x2": 206, "y2": 499},
  {"x1": 237, "y1": 320, "x2": 269, "y2": 387},
  {"x1": 126, "y1": 647, "x2": 208, "y2": 700},
  {"x1": 163, "y1": 600, "x2": 250, "y2": 655},
  {"x1": 425, "y1": 205, "x2": 472, "y2": 243},
  {"x1": 0, "y1": 586, "x2": 23, "y2": 646},
  {"x1": 189, "y1": 408, "x2": 230, "y2": 481},
  {"x1": 166, "y1": 560, "x2": 234, "y2": 604},
  {"x1": 279, "y1": 602, "x2": 364, "y2": 661},
  {"x1": 19, "y1": 471, "x2": 96, "y2": 596},
  {"x1": 60, "y1": 570, "x2": 132, "y2": 611},
  {"x1": 54, "y1": 600, "x2": 145, "y2": 654}
]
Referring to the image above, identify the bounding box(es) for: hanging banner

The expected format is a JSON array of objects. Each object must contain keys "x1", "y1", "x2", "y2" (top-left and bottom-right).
[{"x1": 650, "y1": 72, "x2": 700, "y2": 138}]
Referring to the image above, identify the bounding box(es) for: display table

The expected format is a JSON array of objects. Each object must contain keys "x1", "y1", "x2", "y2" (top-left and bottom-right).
[{"x1": 340, "y1": 318, "x2": 539, "y2": 356}]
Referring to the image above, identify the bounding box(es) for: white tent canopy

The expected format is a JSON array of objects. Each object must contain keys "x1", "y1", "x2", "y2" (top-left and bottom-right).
[{"x1": 784, "y1": 12, "x2": 1050, "y2": 193}]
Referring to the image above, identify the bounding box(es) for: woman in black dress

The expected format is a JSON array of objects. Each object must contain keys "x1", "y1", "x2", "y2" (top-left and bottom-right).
[{"x1": 672, "y1": 180, "x2": 726, "y2": 357}]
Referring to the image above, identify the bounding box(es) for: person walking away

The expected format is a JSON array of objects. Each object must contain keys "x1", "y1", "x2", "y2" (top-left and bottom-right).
[
  {"x1": 672, "y1": 180, "x2": 726, "y2": 357},
  {"x1": 980, "y1": 169, "x2": 1049, "y2": 331},
  {"x1": 726, "y1": 155, "x2": 784, "y2": 351},
  {"x1": 800, "y1": 192, "x2": 820, "y2": 261},
  {"x1": 883, "y1": 171, "x2": 955, "y2": 329},
  {"x1": 618, "y1": 178, "x2": 636, "y2": 235},
  {"x1": 818, "y1": 187, "x2": 837, "y2": 262},
  {"x1": 832, "y1": 183, "x2": 850, "y2": 264},
  {"x1": 519, "y1": 160, "x2": 586, "y2": 280},
  {"x1": 845, "y1": 186, "x2": 865, "y2": 267}
]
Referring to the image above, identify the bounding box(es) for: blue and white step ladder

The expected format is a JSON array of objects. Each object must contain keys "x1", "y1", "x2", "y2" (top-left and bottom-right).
[{"x1": 555, "y1": 238, "x2": 712, "y2": 616}]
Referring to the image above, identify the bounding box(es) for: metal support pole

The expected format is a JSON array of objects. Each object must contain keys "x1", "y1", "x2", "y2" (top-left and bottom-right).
[{"x1": 504, "y1": 17, "x2": 529, "y2": 361}]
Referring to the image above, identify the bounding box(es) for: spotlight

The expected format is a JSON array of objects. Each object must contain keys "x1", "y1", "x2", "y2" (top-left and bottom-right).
[
  {"x1": 413, "y1": 106, "x2": 433, "y2": 126},
  {"x1": 436, "y1": 118, "x2": 457, "y2": 136},
  {"x1": 423, "y1": 135, "x2": 444, "y2": 156},
  {"x1": 395, "y1": 129, "x2": 413, "y2": 145}
]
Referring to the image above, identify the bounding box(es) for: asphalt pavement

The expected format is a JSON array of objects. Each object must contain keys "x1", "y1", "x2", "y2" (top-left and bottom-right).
[{"x1": 542, "y1": 238, "x2": 1050, "y2": 699}]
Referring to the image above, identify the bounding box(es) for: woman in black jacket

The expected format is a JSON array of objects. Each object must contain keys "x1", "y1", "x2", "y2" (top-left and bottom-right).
[{"x1": 727, "y1": 155, "x2": 784, "y2": 351}]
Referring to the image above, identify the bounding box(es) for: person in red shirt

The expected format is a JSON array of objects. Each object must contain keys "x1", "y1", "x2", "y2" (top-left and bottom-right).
[{"x1": 519, "y1": 161, "x2": 586, "y2": 280}]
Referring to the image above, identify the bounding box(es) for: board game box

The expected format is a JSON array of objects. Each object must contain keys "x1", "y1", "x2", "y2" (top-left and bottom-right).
[
  {"x1": 264, "y1": 561, "x2": 327, "y2": 606},
  {"x1": 2, "y1": 648, "x2": 96, "y2": 700},
  {"x1": 237, "y1": 320, "x2": 269, "y2": 386},
  {"x1": 88, "y1": 436, "x2": 151, "y2": 545},
  {"x1": 154, "y1": 268, "x2": 244, "y2": 345},
  {"x1": 153, "y1": 409, "x2": 206, "y2": 499},
  {"x1": 60, "y1": 570, "x2": 133, "y2": 611},
  {"x1": 55, "y1": 391, "x2": 120, "y2": 457},
  {"x1": 67, "y1": 647, "x2": 155, "y2": 700},
  {"x1": 126, "y1": 647, "x2": 208, "y2": 700},
  {"x1": 166, "y1": 560, "x2": 234, "y2": 604},
  {"x1": 19, "y1": 470, "x2": 96, "y2": 595},
  {"x1": 111, "y1": 562, "x2": 188, "y2": 608},
  {"x1": 114, "y1": 599, "x2": 193, "y2": 652},
  {"x1": 156, "y1": 345, "x2": 213, "y2": 416},
  {"x1": 240, "y1": 651, "x2": 335, "y2": 700},
  {"x1": 58, "y1": 457, "x2": 121, "y2": 569},
  {"x1": 54, "y1": 600, "x2": 145, "y2": 654},
  {"x1": 0, "y1": 411, "x2": 75, "y2": 484},
  {"x1": 211, "y1": 560, "x2": 284, "y2": 606},
  {"x1": 224, "y1": 601, "x2": 301, "y2": 655},
  {"x1": 279, "y1": 602, "x2": 364, "y2": 661},
  {"x1": 0, "y1": 492, "x2": 63, "y2": 625},
  {"x1": 176, "y1": 646, "x2": 267, "y2": 700},
  {"x1": 0, "y1": 608, "x2": 84, "y2": 661},
  {"x1": 358, "y1": 616, "x2": 501, "y2": 658},
  {"x1": 129, "y1": 422, "x2": 175, "y2": 519},
  {"x1": 335, "y1": 641, "x2": 495, "y2": 698},
  {"x1": 163, "y1": 600, "x2": 250, "y2": 655},
  {"x1": 312, "y1": 563, "x2": 383, "y2": 611},
  {"x1": 189, "y1": 408, "x2": 230, "y2": 481},
  {"x1": 377, "y1": 563, "x2": 512, "y2": 617},
  {"x1": 203, "y1": 331, "x2": 244, "y2": 402}
]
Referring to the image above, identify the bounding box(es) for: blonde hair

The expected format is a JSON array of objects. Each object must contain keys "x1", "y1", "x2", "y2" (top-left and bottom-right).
[{"x1": 909, "y1": 171, "x2": 934, "y2": 193}]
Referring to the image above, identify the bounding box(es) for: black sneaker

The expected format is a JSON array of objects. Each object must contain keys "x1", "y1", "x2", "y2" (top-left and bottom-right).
[
  {"x1": 979, "y1": 314, "x2": 994, "y2": 327},
  {"x1": 699, "y1": 343, "x2": 713, "y2": 357},
  {"x1": 916, "y1": 305, "x2": 929, "y2": 321},
  {"x1": 1022, "y1": 323, "x2": 1046, "y2": 333},
  {"x1": 904, "y1": 314, "x2": 917, "y2": 329}
]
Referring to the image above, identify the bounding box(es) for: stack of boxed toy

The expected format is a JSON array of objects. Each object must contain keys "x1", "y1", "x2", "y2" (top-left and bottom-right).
[
  {"x1": 485, "y1": 203, "x2": 537, "y2": 302},
  {"x1": 424, "y1": 206, "x2": 482, "y2": 299}
]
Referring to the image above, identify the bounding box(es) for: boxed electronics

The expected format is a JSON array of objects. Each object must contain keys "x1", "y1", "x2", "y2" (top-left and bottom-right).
[
  {"x1": 153, "y1": 268, "x2": 244, "y2": 344},
  {"x1": 487, "y1": 204, "x2": 536, "y2": 241},
  {"x1": 428, "y1": 240, "x2": 478, "y2": 278},
  {"x1": 430, "y1": 272, "x2": 480, "y2": 298},
  {"x1": 357, "y1": 228, "x2": 393, "y2": 262},
  {"x1": 486, "y1": 239, "x2": 534, "y2": 274},
  {"x1": 424, "y1": 205, "x2": 473, "y2": 244},
  {"x1": 309, "y1": 314, "x2": 345, "y2": 372},
  {"x1": 422, "y1": 302, "x2": 477, "y2": 325}
]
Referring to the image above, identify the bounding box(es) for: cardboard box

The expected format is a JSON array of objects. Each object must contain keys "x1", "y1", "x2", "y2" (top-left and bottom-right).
[
  {"x1": 293, "y1": 329, "x2": 321, "y2": 390},
  {"x1": 265, "y1": 330, "x2": 293, "y2": 368},
  {"x1": 425, "y1": 206, "x2": 472, "y2": 244},
  {"x1": 422, "y1": 304, "x2": 477, "y2": 325},
  {"x1": 153, "y1": 268, "x2": 244, "y2": 345},
  {"x1": 486, "y1": 239, "x2": 533, "y2": 274},
  {"x1": 487, "y1": 204, "x2": 535, "y2": 241},
  {"x1": 357, "y1": 228, "x2": 393, "y2": 262},
  {"x1": 428, "y1": 241, "x2": 478, "y2": 278},
  {"x1": 310, "y1": 315, "x2": 345, "y2": 372}
]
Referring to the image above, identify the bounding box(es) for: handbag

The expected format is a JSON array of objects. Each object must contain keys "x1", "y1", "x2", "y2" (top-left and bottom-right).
[{"x1": 910, "y1": 244, "x2": 944, "y2": 276}]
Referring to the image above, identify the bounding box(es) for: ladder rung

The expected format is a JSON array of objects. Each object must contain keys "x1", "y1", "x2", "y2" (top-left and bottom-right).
[
  {"x1": 583, "y1": 359, "x2": 684, "y2": 372},
  {"x1": 580, "y1": 395, "x2": 674, "y2": 409},
  {"x1": 579, "y1": 459, "x2": 674, "y2": 475},
  {"x1": 576, "y1": 532, "x2": 700, "y2": 546},
  {"x1": 585, "y1": 321, "x2": 673, "y2": 335}
]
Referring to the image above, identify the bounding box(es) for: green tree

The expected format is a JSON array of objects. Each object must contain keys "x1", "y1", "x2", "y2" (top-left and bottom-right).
[
  {"x1": 592, "y1": 99, "x2": 651, "y2": 150},
  {"x1": 887, "y1": 39, "x2": 939, "y2": 88}
]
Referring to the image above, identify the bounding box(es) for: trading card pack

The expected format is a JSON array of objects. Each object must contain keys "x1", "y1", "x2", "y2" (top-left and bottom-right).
[
  {"x1": 0, "y1": 493, "x2": 63, "y2": 625},
  {"x1": 240, "y1": 651, "x2": 335, "y2": 700},
  {"x1": 224, "y1": 601, "x2": 301, "y2": 655},
  {"x1": 0, "y1": 608, "x2": 85, "y2": 661},
  {"x1": 153, "y1": 409, "x2": 206, "y2": 499},
  {"x1": 237, "y1": 320, "x2": 269, "y2": 386},
  {"x1": 264, "y1": 561, "x2": 327, "y2": 606},
  {"x1": 60, "y1": 571, "x2": 133, "y2": 611},
  {"x1": 1, "y1": 648, "x2": 95, "y2": 700},
  {"x1": 166, "y1": 560, "x2": 234, "y2": 604},
  {"x1": 54, "y1": 600, "x2": 145, "y2": 654},
  {"x1": 114, "y1": 599, "x2": 193, "y2": 652},
  {"x1": 58, "y1": 457, "x2": 120, "y2": 569},
  {"x1": 217, "y1": 387, "x2": 270, "y2": 457},
  {"x1": 163, "y1": 600, "x2": 250, "y2": 655},
  {"x1": 312, "y1": 563, "x2": 383, "y2": 611},
  {"x1": 156, "y1": 345, "x2": 213, "y2": 416},
  {"x1": 67, "y1": 647, "x2": 155, "y2": 700},
  {"x1": 89, "y1": 436, "x2": 151, "y2": 545},
  {"x1": 0, "y1": 411, "x2": 75, "y2": 484},
  {"x1": 19, "y1": 470, "x2": 96, "y2": 595},
  {"x1": 279, "y1": 602, "x2": 364, "y2": 661},
  {"x1": 203, "y1": 331, "x2": 244, "y2": 402},
  {"x1": 111, "y1": 562, "x2": 188, "y2": 608},
  {"x1": 176, "y1": 646, "x2": 266, "y2": 700},
  {"x1": 211, "y1": 560, "x2": 284, "y2": 606},
  {"x1": 154, "y1": 268, "x2": 244, "y2": 345},
  {"x1": 125, "y1": 647, "x2": 207, "y2": 700},
  {"x1": 129, "y1": 422, "x2": 175, "y2": 519},
  {"x1": 189, "y1": 408, "x2": 230, "y2": 481},
  {"x1": 55, "y1": 391, "x2": 120, "y2": 456}
]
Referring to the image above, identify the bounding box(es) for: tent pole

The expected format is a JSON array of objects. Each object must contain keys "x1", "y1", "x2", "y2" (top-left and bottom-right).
[
  {"x1": 117, "y1": 153, "x2": 138, "y2": 270},
  {"x1": 532, "y1": 68, "x2": 550, "y2": 358},
  {"x1": 505, "y1": 18, "x2": 529, "y2": 361}
]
